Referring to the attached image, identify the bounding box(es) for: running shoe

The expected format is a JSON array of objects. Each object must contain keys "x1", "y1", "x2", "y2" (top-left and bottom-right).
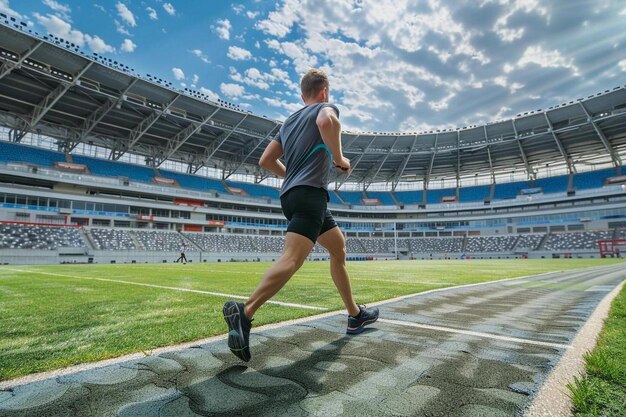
[
  {"x1": 223, "y1": 301, "x2": 252, "y2": 361},
  {"x1": 346, "y1": 304, "x2": 379, "y2": 335}
]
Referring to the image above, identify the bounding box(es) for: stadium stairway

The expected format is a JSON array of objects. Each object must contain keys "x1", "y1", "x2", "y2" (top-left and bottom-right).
[
  {"x1": 178, "y1": 231, "x2": 203, "y2": 251},
  {"x1": 537, "y1": 233, "x2": 550, "y2": 251},
  {"x1": 79, "y1": 227, "x2": 96, "y2": 250},
  {"x1": 390, "y1": 192, "x2": 402, "y2": 207},
  {"x1": 510, "y1": 235, "x2": 522, "y2": 251},
  {"x1": 129, "y1": 232, "x2": 144, "y2": 250},
  {"x1": 461, "y1": 235, "x2": 468, "y2": 252}
]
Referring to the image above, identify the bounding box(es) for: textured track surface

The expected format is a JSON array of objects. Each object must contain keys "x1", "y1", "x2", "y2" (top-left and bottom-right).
[{"x1": 0, "y1": 264, "x2": 623, "y2": 417}]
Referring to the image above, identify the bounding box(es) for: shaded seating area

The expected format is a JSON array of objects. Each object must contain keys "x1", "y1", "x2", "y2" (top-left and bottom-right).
[{"x1": 0, "y1": 141, "x2": 66, "y2": 167}]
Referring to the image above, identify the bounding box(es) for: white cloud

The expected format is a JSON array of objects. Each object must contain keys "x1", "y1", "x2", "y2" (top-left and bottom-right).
[
  {"x1": 517, "y1": 45, "x2": 580, "y2": 76},
  {"x1": 146, "y1": 6, "x2": 157, "y2": 20},
  {"x1": 114, "y1": 20, "x2": 131, "y2": 36},
  {"x1": 214, "y1": 18, "x2": 231, "y2": 40},
  {"x1": 192, "y1": 74, "x2": 199, "y2": 85},
  {"x1": 85, "y1": 34, "x2": 114, "y2": 53},
  {"x1": 163, "y1": 2, "x2": 175, "y2": 16},
  {"x1": 34, "y1": 12, "x2": 84, "y2": 45},
  {"x1": 247, "y1": 10, "x2": 259, "y2": 19},
  {"x1": 619, "y1": 7, "x2": 626, "y2": 15},
  {"x1": 232, "y1": 4, "x2": 244, "y2": 15},
  {"x1": 0, "y1": 0, "x2": 22, "y2": 19},
  {"x1": 264, "y1": 97, "x2": 301, "y2": 113},
  {"x1": 428, "y1": 91, "x2": 456, "y2": 111},
  {"x1": 619, "y1": 60, "x2": 626, "y2": 72},
  {"x1": 200, "y1": 87, "x2": 219, "y2": 101},
  {"x1": 256, "y1": 0, "x2": 298, "y2": 37},
  {"x1": 93, "y1": 4, "x2": 106, "y2": 13},
  {"x1": 489, "y1": 0, "x2": 549, "y2": 43},
  {"x1": 115, "y1": 2, "x2": 136, "y2": 27},
  {"x1": 220, "y1": 83, "x2": 245, "y2": 97},
  {"x1": 42, "y1": 0, "x2": 71, "y2": 21},
  {"x1": 120, "y1": 38, "x2": 136, "y2": 53},
  {"x1": 172, "y1": 67, "x2": 185, "y2": 80},
  {"x1": 190, "y1": 49, "x2": 209, "y2": 63},
  {"x1": 227, "y1": 46, "x2": 252, "y2": 61}
]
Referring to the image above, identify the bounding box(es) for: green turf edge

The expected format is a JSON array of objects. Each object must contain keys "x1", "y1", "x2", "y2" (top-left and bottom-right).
[{"x1": 567, "y1": 281, "x2": 626, "y2": 417}]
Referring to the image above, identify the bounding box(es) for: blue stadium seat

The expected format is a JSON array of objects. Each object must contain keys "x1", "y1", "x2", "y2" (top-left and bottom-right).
[
  {"x1": 0, "y1": 141, "x2": 66, "y2": 166},
  {"x1": 158, "y1": 169, "x2": 226, "y2": 193},
  {"x1": 493, "y1": 181, "x2": 530, "y2": 200},
  {"x1": 328, "y1": 190, "x2": 344, "y2": 205},
  {"x1": 426, "y1": 188, "x2": 456, "y2": 205},
  {"x1": 366, "y1": 191, "x2": 396, "y2": 205},
  {"x1": 72, "y1": 155, "x2": 155, "y2": 183},
  {"x1": 573, "y1": 168, "x2": 616, "y2": 190},
  {"x1": 394, "y1": 190, "x2": 424, "y2": 205},
  {"x1": 226, "y1": 181, "x2": 280, "y2": 199},
  {"x1": 459, "y1": 185, "x2": 491, "y2": 202},
  {"x1": 535, "y1": 175, "x2": 569, "y2": 194},
  {"x1": 340, "y1": 191, "x2": 364, "y2": 205}
]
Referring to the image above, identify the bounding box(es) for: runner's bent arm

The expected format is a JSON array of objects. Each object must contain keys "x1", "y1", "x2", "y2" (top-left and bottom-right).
[
  {"x1": 317, "y1": 107, "x2": 350, "y2": 171},
  {"x1": 259, "y1": 140, "x2": 286, "y2": 178}
]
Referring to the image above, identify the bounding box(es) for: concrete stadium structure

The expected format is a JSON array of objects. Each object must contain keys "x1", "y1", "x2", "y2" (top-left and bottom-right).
[{"x1": 1, "y1": 19, "x2": 626, "y2": 265}]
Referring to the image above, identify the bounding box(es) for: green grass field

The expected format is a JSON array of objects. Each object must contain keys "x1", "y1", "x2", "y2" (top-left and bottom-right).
[
  {"x1": 569, "y1": 282, "x2": 626, "y2": 416},
  {"x1": 0, "y1": 259, "x2": 622, "y2": 382}
]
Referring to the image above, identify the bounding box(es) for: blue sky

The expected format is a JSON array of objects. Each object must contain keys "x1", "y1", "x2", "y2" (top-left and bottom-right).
[{"x1": 2, "y1": 0, "x2": 626, "y2": 132}]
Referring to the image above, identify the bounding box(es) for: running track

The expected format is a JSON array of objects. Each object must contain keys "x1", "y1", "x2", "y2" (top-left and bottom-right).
[{"x1": 0, "y1": 264, "x2": 624, "y2": 417}]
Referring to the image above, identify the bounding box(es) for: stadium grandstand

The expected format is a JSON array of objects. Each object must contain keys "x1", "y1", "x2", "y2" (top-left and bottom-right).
[{"x1": 1, "y1": 20, "x2": 626, "y2": 265}]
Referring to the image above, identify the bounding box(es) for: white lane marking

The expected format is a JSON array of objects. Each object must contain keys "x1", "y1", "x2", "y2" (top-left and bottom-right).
[
  {"x1": 378, "y1": 318, "x2": 571, "y2": 350},
  {"x1": 0, "y1": 268, "x2": 327, "y2": 311},
  {"x1": 585, "y1": 285, "x2": 614, "y2": 292}
]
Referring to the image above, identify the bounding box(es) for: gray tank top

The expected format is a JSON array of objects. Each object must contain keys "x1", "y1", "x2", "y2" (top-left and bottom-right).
[{"x1": 274, "y1": 103, "x2": 339, "y2": 197}]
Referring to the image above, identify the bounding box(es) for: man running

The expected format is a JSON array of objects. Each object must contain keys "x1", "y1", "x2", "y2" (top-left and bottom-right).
[
  {"x1": 223, "y1": 69, "x2": 379, "y2": 362},
  {"x1": 175, "y1": 242, "x2": 187, "y2": 264}
]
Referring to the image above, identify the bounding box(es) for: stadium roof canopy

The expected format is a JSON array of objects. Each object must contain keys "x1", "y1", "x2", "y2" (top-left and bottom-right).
[{"x1": 1, "y1": 21, "x2": 625, "y2": 190}]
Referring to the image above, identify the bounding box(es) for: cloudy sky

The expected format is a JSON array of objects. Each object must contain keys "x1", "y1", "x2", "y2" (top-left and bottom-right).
[{"x1": 2, "y1": 0, "x2": 626, "y2": 132}]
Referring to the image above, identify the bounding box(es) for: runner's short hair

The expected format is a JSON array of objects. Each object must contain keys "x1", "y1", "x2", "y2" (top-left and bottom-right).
[{"x1": 300, "y1": 69, "x2": 329, "y2": 99}]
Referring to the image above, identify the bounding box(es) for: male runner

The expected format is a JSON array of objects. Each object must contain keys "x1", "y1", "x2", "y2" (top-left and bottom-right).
[
  {"x1": 223, "y1": 69, "x2": 379, "y2": 362},
  {"x1": 175, "y1": 242, "x2": 187, "y2": 264}
]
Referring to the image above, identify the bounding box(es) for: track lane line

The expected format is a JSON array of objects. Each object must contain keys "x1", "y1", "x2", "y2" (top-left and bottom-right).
[{"x1": 378, "y1": 318, "x2": 570, "y2": 349}]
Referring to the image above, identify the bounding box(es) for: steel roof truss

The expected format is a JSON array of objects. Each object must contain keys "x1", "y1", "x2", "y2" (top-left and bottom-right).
[
  {"x1": 118, "y1": 94, "x2": 181, "y2": 159},
  {"x1": 337, "y1": 135, "x2": 378, "y2": 188},
  {"x1": 29, "y1": 61, "x2": 93, "y2": 130},
  {"x1": 0, "y1": 40, "x2": 43, "y2": 81},
  {"x1": 224, "y1": 123, "x2": 280, "y2": 180},
  {"x1": 391, "y1": 136, "x2": 418, "y2": 191},
  {"x1": 155, "y1": 107, "x2": 221, "y2": 167}
]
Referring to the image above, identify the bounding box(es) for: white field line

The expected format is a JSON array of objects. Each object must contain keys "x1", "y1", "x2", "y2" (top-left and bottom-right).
[
  {"x1": 378, "y1": 318, "x2": 570, "y2": 350},
  {"x1": 0, "y1": 268, "x2": 327, "y2": 311}
]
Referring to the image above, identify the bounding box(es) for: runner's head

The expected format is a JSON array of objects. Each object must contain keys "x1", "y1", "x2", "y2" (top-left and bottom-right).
[{"x1": 301, "y1": 69, "x2": 329, "y2": 104}]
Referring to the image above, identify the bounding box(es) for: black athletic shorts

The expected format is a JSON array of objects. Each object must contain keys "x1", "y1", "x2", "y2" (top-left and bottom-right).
[{"x1": 280, "y1": 185, "x2": 338, "y2": 243}]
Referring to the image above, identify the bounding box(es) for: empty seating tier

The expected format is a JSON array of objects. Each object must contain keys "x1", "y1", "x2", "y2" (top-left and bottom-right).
[
  {"x1": 135, "y1": 230, "x2": 192, "y2": 251},
  {"x1": 0, "y1": 141, "x2": 66, "y2": 167},
  {"x1": 0, "y1": 224, "x2": 83, "y2": 250},
  {"x1": 465, "y1": 236, "x2": 518, "y2": 252},
  {"x1": 89, "y1": 228, "x2": 136, "y2": 250},
  {"x1": 515, "y1": 234, "x2": 544, "y2": 251},
  {"x1": 543, "y1": 231, "x2": 612, "y2": 251}
]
